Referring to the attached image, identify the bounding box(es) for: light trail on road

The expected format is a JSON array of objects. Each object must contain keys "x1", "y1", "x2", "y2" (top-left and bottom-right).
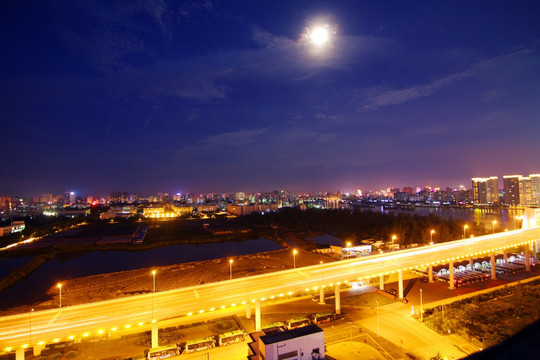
[{"x1": 0, "y1": 227, "x2": 538, "y2": 352}]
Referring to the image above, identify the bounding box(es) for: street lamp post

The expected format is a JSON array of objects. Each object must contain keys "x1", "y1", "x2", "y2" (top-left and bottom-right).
[
  {"x1": 430, "y1": 230, "x2": 435, "y2": 245},
  {"x1": 29, "y1": 308, "x2": 34, "y2": 345},
  {"x1": 229, "y1": 259, "x2": 233, "y2": 280},
  {"x1": 391, "y1": 235, "x2": 397, "y2": 251},
  {"x1": 376, "y1": 299, "x2": 380, "y2": 337},
  {"x1": 463, "y1": 225, "x2": 468, "y2": 239},
  {"x1": 57, "y1": 283, "x2": 62, "y2": 308},
  {"x1": 492, "y1": 220, "x2": 497, "y2": 234},
  {"x1": 346, "y1": 241, "x2": 351, "y2": 259},
  {"x1": 293, "y1": 249, "x2": 298, "y2": 269},
  {"x1": 420, "y1": 289, "x2": 423, "y2": 322},
  {"x1": 151, "y1": 270, "x2": 156, "y2": 321}
]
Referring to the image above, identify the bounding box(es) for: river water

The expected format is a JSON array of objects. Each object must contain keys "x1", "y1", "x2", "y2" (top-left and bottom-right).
[
  {"x1": 369, "y1": 206, "x2": 524, "y2": 231},
  {"x1": 0, "y1": 238, "x2": 282, "y2": 309}
]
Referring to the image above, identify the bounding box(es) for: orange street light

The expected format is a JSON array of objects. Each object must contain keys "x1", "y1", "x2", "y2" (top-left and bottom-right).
[
  {"x1": 57, "y1": 283, "x2": 62, "y2": 308},
  {"x1": 463, "y1": 225, "x2": 469, "y2": 238},
  {"x1": 229, "y1": 259, "x2": 233, "y2": 280},
  {"x1": 492, "y1": 220, "x2": 497, "y2": 234},
  {"x1": 430, "y1": 230, "x2": 435, "y2": 244},
  {"x1": 391, "y1": 235, "x2": 397, "y2": 251},
  {"x1": 293, "y1": 249, "x2": 298, "y2": 268}
]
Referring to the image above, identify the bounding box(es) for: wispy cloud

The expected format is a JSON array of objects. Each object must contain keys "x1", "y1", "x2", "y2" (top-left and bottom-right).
[
  {"x1": 142, "y1": 71, "x2": 227, "y2": 102},
  {"x1": 202, "y1": 128, "x2": 269, "y2": 147},
  {"x1": 357, "y1": 70, "x2": 474, "y2": 112},
  {"x1": 354, "y1": 47, "x2": 537, "y2": 113},
  {"x1": 58, "y1": 1, "x2": 219, "y2": 73},
  {"x1": 174, "y1": 128, "x2": 269, "y2": 160}
]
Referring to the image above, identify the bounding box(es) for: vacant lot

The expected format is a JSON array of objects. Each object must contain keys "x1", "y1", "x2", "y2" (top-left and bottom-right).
[{"x1": 422, "y1": 279, "x2": 540, "y2": 347}]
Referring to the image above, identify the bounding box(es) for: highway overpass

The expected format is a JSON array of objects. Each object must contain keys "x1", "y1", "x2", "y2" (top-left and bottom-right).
[{"x1": 0, "y1": 226, "x2": 538, "y2": 357}]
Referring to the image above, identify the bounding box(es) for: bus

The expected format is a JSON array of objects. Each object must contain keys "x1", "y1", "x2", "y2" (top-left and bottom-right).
[
  {"x1": 286, "y1": 317, "x2": 311, "y2": 330},
  {"x1": 310, "y1": 312, "x2": 335, "y2": 324},
  {"x1": 262, "y1": 322, "x2": 285, "y2": 334},
  {"x1": 146, "y1": 345, "x2": 181, "y2": 360},
  {"x1": 185, "y1": 337, "x2": 216, "y2": 353},
  {"x1": 218, "y1": 330, "x2": 246, "y2": 346}
]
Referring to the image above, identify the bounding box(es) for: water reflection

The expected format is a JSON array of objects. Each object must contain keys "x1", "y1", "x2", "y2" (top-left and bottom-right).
[{"x1": 377, "y1": 206, "x2": 524, "y2": 231}]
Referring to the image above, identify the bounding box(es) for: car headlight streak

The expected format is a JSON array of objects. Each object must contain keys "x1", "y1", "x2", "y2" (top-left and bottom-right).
[{"x1": 4, "y1": 240, "x2": 534, "y2": 352}]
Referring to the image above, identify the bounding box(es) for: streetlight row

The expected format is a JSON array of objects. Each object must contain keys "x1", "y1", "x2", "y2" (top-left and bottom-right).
[
  {"x1": 185, "y1": 239, "x2": 534, "y2": 317},
  {"x1": 4, "y1": 321, "x2": 150, "y2": 352},
  {"x1": 14, "y1": 239, "x2": 533, "y2": 353}
]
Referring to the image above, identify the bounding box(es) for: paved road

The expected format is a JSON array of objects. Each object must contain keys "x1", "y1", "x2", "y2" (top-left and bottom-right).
[{"x1": 1, "y1": 227, "x2": 538, "y2": 351}]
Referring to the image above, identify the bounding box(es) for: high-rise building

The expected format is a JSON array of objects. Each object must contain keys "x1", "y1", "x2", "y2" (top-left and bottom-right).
[
  {"x1": 531, "y1": 174, "x2": 540, "y2": 206},
  {"x1": 63, "y1": 191, "x2": 76, "y2": 205},
  {"x1": 503, "y1": 175, "x2": 522, "y2": 205},
  {"x1": 471, "y1": 177, "x2": 499, "y2": 204},
  {"x1": 519, "y1": 176, "x2": 533, "y2": 205},
  {"x1": 0, "y1": 196, "x2": 12, "y2": 213},
  {"x1": 519, "y1": 174, "x2": 540, "y2": 206},
  {"x1": 235, "y1": 192, "x2": 246, "y2": 202}
]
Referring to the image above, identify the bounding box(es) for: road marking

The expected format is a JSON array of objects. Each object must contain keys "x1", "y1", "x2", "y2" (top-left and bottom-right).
[
  {"x1": 193, "y1": 289, "x2": 199, "y2": 298},
  {"x1": 297, "y1": 270, "x2": 310, "y2": 278},
  {"x1": 48, "y1": 311, "x2": 62, "y2": 324}
]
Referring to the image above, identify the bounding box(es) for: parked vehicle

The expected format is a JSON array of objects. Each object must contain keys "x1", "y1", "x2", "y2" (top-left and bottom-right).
[{"x1": 185, "y1": 337, "x2": 215, "y2": 353}]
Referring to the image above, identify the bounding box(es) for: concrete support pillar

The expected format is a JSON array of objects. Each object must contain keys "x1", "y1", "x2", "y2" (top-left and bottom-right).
[
  {"x1": 33, "y1": 345, "x2": 43, "y2": 356},
  {"x1": 379, "y1": 274, "x2": 385, "y2": 290},
  {"x1": 469, "y1": 257, "x2": 474, "y2": 271},
  {"x1": 334, "y1": 284, "x2": 341, "y2": 315},
  {"x1": 490, "y1": 253, "x2": 497, "y2": 280},
  {"x1": 449, "y1": 260, "x2": 455, "y2": 290},
  {"x1": 428, "y1": 264, "x2": 434, "y2": 283},
  {"x1": 151, "y1": 322, "x2": 158, "y2": 348},
  {"x1": 398, "y1": 270, "x2": 404, "y2": 299},
  {"x1": 503, "y1": 250, "x2": 508, "y2": 263},
  {"x1": 245, "y1": 301, "x2": 251, "y2": 319},
  {"x1": 16, "y1": 349, "x2": 25, "y2": 360},
  {"x1": 255, "y1": 300, "x2": 261, "y2": 331},
  {"x1": 319, "y1": 287, "x2": 325, "y2": 304},
  {"x1": 525, "y1": 244, "x2": 531, "y2": 271}
]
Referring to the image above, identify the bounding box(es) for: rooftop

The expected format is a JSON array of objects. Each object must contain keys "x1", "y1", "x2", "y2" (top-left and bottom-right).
[{"x1": 260, "y1": 324, "x2": 323, "y2": 345}]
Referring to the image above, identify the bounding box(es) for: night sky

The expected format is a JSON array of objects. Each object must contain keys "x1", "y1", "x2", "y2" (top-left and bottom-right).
[{"x1": 1, "y1": 1, "x2": 539, "y2": 196}]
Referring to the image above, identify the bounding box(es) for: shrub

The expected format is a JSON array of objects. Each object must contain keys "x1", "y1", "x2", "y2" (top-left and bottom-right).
[
  {"x1": 66, "y1": 350, "x2": 79, "y2": 358},
  {"x1": 49, "y1": 353, "x2": 63, "y2": 360}
]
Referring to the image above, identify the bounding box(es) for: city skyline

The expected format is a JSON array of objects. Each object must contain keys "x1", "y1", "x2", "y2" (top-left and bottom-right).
[
  {"x1": 1, "y1": 1, "x2": 540, "y2": 195},
  {"x1": 4, "y1": 169, "x2": 540, "y2": 199}
]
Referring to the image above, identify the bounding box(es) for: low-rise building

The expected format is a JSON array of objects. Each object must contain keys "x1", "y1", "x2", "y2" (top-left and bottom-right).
[
  {"x1": 197, "y1": 204, "x2": 218, "y2": 213},
  {"x1": 172, "y1": 205, "x2": 193, "y2": 217},
  {"x1": 100, "y1": 205, "x2": 137, "y2": 220},
  {"x1": 249, "y1": 324, "x2": 325, "y2": 360},
  {"x1": 0, "y1": 221, "x2": 25, "y2": 237},
  {"x1": 143, "y1": 206, "x2": 176, "y2": 219},
  {"x1": 43, "y1": 208, "x2": 90, "y2": 217},
  {"x1": 227, "y1": 203, "x2": 278, "y2": 216}
]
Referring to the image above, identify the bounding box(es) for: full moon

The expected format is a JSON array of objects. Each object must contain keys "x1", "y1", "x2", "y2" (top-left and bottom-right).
[{"x1": 310, "y1": 27, "x2": 329, "y2": 45}]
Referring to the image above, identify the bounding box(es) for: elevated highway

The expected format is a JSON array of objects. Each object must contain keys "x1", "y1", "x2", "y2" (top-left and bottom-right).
[{"x1": 0, "y1": 227, "x2": 538, "y2": 355}]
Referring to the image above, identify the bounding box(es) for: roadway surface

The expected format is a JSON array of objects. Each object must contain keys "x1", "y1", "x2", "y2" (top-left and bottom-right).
[{"x1": 1, "y1": 227, "x2": 538, "y2": 351}]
